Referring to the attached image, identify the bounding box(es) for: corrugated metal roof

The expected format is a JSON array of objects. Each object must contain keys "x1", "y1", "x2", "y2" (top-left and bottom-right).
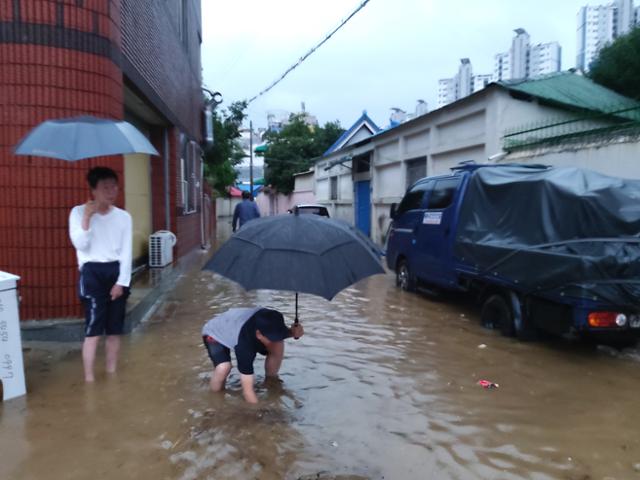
[{"x1": 498, "y1": 72, "x2": 640, "y2": 113}]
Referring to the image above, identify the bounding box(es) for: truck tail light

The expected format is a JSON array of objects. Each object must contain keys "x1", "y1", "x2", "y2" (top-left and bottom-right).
[{"x1": 588, "y1": 312, "x2": 627, "y2": 328}]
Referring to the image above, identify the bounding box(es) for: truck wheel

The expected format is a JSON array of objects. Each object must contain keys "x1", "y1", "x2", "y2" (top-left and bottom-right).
[
  {"x1": 480, "y1": 294, "x2": 514, "y2": 336},
  {"x1": 396, "y1": 259, "x2": 416, "y2": 292}
]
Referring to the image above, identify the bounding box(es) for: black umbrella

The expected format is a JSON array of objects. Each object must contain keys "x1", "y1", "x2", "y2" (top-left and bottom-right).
[{"x1": 203, "y1": 212, "x2": 385, "y2": 322}]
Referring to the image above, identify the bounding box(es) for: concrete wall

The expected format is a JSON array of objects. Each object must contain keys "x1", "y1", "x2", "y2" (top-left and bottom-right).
[
  {"x1": 314, "y1": 86, "x2": 589, "y2": 246},
  {"x1": 253, "y1": 170, "x2": 317, "y2": 216},
  {"x1": 504, "y1": 134, "x2": 640, "y2": 179}
]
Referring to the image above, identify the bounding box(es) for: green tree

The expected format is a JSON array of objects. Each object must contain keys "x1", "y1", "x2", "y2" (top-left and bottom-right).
[
  {"x1": 589, "y1": 27, "x2": 640, "y2": 100},
  {"x1": 203, "y1": 100, "x2": 247, "y2": 196},
  {"x1": 263, "y1": 115, "x2": 344, "y2": 194}
]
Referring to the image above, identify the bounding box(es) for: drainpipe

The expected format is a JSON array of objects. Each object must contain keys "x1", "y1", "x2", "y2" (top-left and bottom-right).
[
  {"x1": 200, "y1": 88, "x2": 223, "y2": 248},
  {"x1": 163, "y1": 129, "x2": 171, "y2": 231},
  {"x1": 200, "y1": 155, "x2": 206, "y2": 249}
]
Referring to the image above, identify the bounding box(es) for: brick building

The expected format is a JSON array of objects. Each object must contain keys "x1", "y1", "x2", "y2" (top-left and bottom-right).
[{"x1": 0, "y1": 0, "x2": 212, "y2": 320}]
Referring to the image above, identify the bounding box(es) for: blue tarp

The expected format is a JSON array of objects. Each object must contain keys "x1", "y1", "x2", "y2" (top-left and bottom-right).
[{"x1": 236, "y1": 184, "x2": 264, "y2": 196}]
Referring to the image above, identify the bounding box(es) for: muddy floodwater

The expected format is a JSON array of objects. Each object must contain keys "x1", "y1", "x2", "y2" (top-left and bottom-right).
[{"x1": 2, "y1": 255, "x2": 640, "y2": 479}]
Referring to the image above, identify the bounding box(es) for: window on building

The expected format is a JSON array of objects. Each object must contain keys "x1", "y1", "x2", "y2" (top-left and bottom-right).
[
  {"x1": 180, "y1": 139, "x2": 200, "y2": 214},
  {"x1": 176, "y1": 0, "x2": 189, "y2": 50},
  {"x1": 330, "y1": 176, "x2": 338, "y2": 200},
  {"x1": 406, "y1": 157, "x2": 427, "y2": 188},
  {"x1": 182, "y1": 0, "x2": 189, "y2": 49},
  {"x1": 354, "y1": 155, "x2": 370, "y2": 173},
  {"x1": 426, "y1": 178, "x2": 461, "y2": 210},
  {"x1": 397, "y1": 181, "x2": 431, "y2": 216}
]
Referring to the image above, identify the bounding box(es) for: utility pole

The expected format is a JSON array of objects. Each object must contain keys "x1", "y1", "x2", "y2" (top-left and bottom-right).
[{"x1": 249, "y1": 119, "x2": 254, "y2": 198}]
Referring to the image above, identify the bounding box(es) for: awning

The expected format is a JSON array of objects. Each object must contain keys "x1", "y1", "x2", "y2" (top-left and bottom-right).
[{"x1": 228, "y1": 186, "x2": 243, "y2": 197}]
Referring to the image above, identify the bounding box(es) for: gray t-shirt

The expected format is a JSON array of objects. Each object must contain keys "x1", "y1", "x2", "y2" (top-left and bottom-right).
[{"x1": 201, "y1": 307, "x2": 262, "y2": 348}]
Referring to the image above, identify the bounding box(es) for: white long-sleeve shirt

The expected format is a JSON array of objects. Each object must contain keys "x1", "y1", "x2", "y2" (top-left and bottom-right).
[{"x1": 68, "y1": 205, "x2": 133, "y2": 287}]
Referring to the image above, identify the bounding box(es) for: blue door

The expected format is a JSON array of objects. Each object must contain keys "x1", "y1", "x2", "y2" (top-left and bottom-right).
[{"x1": 355, "y1": 180, "x2": 371, "y2": 237}]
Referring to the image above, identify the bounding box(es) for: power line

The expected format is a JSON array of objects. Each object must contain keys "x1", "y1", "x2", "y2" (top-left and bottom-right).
[{"x1": 247, "y1": 0, "x2": 371, "y2": 104}]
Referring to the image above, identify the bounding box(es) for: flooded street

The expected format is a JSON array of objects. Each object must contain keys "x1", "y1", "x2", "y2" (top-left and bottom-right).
[{"x1": 2, "y1": 244, "x2": 640, "y2": 479}]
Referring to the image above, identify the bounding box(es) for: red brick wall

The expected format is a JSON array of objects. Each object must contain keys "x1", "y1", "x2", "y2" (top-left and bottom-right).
[
  {"x1": 0, "y1": 1, "x2": 124, "y2": 319},
  {"x1": 176, "y1": 213, "x2": 201, "y2": 258},
  {"x1": 0, "y1": 0, "x2": 205, "y2": 320}
]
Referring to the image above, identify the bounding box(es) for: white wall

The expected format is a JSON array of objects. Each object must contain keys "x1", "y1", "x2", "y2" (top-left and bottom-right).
[
  {"x1": 216, "y1": 197, "x2": 241, "y2": 218},
  {"x1": 504, "y1": 136, "x2": 640, "y2": 179},
  {"x1": 294, "y1": 171, "x2": 314, "y2": 192}
]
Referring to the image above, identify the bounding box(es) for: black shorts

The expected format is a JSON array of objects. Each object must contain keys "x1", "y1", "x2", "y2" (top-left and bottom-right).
[
  {"x1": 203, "y1": 335, "x2": 231, "y2": 366},
  {"x1": 79, "y1": 262, "x2": 130, "y2": 337}
]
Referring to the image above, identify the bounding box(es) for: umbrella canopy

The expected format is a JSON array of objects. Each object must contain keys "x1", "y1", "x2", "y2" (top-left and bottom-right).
[
  {"x1": 203, "y1": 214, "x2": 384, "y2": 301},
  {"x1": 14, "y1": 115, "x2": 159, "y2": 161}
]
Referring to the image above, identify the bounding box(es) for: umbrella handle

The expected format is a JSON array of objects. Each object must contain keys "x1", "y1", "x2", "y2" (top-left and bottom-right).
[{"x1": 293, "y1": 292, "x2": 300, "y2": 339}]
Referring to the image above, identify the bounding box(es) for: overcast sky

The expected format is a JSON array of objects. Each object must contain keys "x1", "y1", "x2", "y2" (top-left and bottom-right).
[{"x1": 201, "y1": 0, "x2": 598, "y2": 130}]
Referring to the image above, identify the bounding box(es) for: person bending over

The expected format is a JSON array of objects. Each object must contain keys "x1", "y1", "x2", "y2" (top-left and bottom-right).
[{"x1": 202, "y1": 307, "x2": 304, "y2": 403}]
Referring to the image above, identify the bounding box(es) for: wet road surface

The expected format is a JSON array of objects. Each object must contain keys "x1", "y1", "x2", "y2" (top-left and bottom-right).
[{"x1": 2, "y1": 247, "x2": 640, "y2": 479}]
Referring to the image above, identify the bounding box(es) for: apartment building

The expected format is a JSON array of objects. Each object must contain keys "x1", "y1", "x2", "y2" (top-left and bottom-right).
[{"x1": 577, "y1": 0, "x2": 636, "y2": 71}]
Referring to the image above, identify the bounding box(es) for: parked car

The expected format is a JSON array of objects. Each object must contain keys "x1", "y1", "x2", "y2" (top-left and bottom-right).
[
  {"x1": 288, "y1": 204, "x2": 330, "y2": 217},
  {"x1": 386, "y1": 162, "x2": 640, "y2": 345}
]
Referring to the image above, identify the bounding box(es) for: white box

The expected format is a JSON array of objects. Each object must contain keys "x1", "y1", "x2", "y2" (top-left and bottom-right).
[
  {"x1": 149, "y1": 230, "x2": 176, "y2": 268},
  {"x1": 0, "y1": 271, "x2": 26, "y2": 401}
]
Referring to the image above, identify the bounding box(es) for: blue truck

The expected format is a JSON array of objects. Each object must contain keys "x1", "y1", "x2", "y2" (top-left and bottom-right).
[{"x1": 385, "y1": 163, "x2": 640, "y2": 344}]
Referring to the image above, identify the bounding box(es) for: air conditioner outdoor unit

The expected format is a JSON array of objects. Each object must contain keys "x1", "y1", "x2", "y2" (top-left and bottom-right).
[{"x1": 149, "y1": 230, "x2": 177, "y2": 268}]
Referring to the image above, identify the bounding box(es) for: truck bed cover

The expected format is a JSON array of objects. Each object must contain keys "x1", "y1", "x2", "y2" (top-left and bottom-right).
[{"x1": 453, "y1": 165, "x2": 640, "y2": 306}]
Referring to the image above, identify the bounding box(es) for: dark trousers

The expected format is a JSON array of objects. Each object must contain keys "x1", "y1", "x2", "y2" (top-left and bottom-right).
[{"x1": 79, "y1": 262, "x2": 130, "y2": 337}]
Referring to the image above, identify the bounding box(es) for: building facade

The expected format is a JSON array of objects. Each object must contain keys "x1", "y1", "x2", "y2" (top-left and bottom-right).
[
  {"x1": 529, "y1": 42, "x2": 562, "y2": 78},
  {"x1": 577, "y1": 0, "x2": 637, "y2": 71},
  {"x1": 494, "y1": 29, "x2": 561, "y2": 81},
  {"x1": 437, "y1": 59, "x2": 493, "y2": 108},
  {"x1": 493, "y1": 52, "x2": 511, "y2": 82},
  {"x1": 315, "y1": 73, "x2": 638, "y2": 246},
  {"x1": 0, "y1": 0, "x2": 208, "y2": 321}
]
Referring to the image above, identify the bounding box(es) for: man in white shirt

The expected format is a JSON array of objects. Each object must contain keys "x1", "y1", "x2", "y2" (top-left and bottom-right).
[{"x1": 69, "y1": 166, "x2": 132, "y2": 382}]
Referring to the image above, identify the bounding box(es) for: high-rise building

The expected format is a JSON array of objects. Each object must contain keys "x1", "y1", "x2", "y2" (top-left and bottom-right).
[
  {"x1": 437, "y1": 78, "x2": 456, "y2": 108},
  {"x1": 415, "y1": 100, "x2": 429, "y2": 117},
  {"x1": 456, "y1": 58, "x2": 473, "y2": 98},
  {"x1": 510, "y1": 28, "x2": 531, "y2": 79},
  {"x1": 472, "y1": 74, "x2": 493, "y2": 93},
  {"x1": 530, "y1": 42, "x2": 562, "y2": 78},
  {"x1": 616, "y1": 0, "x2": 635, "y2": 32},
  {"x1": 576, "y1": 0, "x2": 636, "y2": 71},
  {"x1": 437, "y1": 59, "x2": 490, "y2": 108},
  {"x1": 437, "y1": 29, "x2": 560, "y2": 108},
  {"x1": 494, "y1": 29, "x2": 560, "y2": 81},
  {"x1": 493, "y1": 52, "x2": 511, "y2": 81}
]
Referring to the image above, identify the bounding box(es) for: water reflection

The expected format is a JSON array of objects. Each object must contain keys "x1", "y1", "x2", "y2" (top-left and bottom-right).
[{"x1": 2, "y1": 255, "x2": 640, "y2": 479}]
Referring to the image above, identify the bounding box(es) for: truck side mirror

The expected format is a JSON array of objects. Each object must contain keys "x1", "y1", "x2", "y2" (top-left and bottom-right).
[{"x1": 390, "y1": 203, "x2": 398, "y2": 219}]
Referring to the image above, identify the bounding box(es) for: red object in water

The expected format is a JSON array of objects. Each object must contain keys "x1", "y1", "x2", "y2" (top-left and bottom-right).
[{"x1": 477, "y1": 379, "x2": 499, "y2": 389}]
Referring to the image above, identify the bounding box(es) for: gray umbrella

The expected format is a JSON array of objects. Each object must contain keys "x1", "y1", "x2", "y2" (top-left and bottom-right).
[
  {"x1": 203, "y1": 212, "x2": 385, "y2": 321},
  {"x1": 14, "y1": 115, "x2": 159, "y2": 161}
]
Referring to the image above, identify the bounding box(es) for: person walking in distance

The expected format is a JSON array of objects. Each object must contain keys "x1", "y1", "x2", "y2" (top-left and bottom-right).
[
  {"x1": 232, "y1": 191, "x2": 260, "y2": 232},
  {"x1": 69, "y1": 166, "x2": 132, "y2": 382}
]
